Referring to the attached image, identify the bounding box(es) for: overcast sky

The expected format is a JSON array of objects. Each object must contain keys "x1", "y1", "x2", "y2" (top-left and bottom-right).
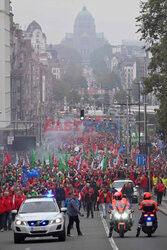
[{"x1": 12, "y1": 0, "x2": 141, "y2": 45}]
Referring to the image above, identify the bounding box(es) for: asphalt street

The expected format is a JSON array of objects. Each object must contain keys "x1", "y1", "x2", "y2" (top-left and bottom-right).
[{"x1": 0, "y1": 205, "x2": 166, "y2": 250}]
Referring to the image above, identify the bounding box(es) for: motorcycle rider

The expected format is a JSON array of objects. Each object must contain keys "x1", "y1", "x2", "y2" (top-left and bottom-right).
[
  {"x1": 136, "y1": 192, "x2": 158, "y2": 237},
  {"x1": 109, "y1": 191, "x2": 132, "y2": 237}
]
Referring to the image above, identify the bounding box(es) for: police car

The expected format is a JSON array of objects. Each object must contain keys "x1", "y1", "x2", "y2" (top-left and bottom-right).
[
  {"x1": 12, "y1": 196, "x2": 67, "y2": 243},
  {"x1": 112, "y1": 180, "x2": 139, "y2": 203}
]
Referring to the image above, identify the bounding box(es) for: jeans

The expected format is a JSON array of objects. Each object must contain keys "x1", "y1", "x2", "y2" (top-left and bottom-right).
[
  {"x1": 86, "y1": 203, "x2": 94, "y2": 218},
  {"x1": 4, "y1": 211, "x2": 12, "y2": 230},
  {"x1": 101, "y1": 203, "x2": 108, "y2": 218},
  {"x1": 0, "y1": 213, "x2": 5, "y2": 229},
  {"x1": 126, "y1": 196, "x2": 132, "y2": 204},
  {"x1": 67, "y1": 215, "x2": 82, "y2": 235},
  {"x1": 157, "y1": 192, "x2": 163, "y2": 205}
]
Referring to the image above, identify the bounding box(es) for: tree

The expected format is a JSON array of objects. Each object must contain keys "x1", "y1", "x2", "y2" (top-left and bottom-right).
[
  {"x1": 97, "y1": 71, "x2": 121, "y2": 90},
  {"x1": 136, "y1": 0, "x2": 167, "y2": 137},
  {"x1": 114, "y1": 90, "x2": 127, "y2": 104},
  {"x1": 64, "y1": 64, "x2": 87, "y2": 89},
  {"x1": 52, "y1": 78, "x2": 69, "y2": 103},
  {"x1": 67, "y1": 89, "x2": 81, "y2": 106},
  {"x1": 53, "y1": 45, "x2": 82, "y2": 64}
]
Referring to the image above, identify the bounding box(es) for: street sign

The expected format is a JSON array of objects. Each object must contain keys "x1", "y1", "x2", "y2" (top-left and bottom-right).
[
  {"x1": 135, "y1": 148, "x2": 140, "y2": 154},
  {"x1": 137, "y1": 154, "x2": 146, "y2": 166}
]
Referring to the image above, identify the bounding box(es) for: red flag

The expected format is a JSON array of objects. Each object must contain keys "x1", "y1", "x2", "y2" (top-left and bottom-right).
[
  {"x1": 92, "y1": 144, "x2": 97, "y2": 152},
  {"x1": 83, "y1": 136, "x2": 88, "y2": 144},
  {"x1": 81, "y1": 161, "x2": 88, "y2": 171},
  {"x1": 52, "y1": 154, "x2": 54, "y2": 163},
  {"x1": 68, "y1": 157, "x2": 73, "y2": 166},
  {"x1": 3, "y1": 152, "x2": 11, "y2": 169},
  {"x1": 54, "y1": 156, "x2": 58, "y2": 166},
  {"x1": 73, "y1": 157, "x2": 77, "y2": 166}
]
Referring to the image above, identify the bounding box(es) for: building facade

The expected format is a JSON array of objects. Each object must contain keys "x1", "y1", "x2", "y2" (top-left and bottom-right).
[
  {"x1": 0, "y1": 0, "x2": 11, "y2": 128},
  {"x1": 24, "y1": 20, "x2": 46, "y2": 54}
]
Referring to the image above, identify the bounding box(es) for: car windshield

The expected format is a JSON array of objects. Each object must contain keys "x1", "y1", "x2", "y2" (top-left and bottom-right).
[
  {"x1": 113, "y1": 181, "x2": 135, "y2": 188},
  {"x1": 19, "y1": 201, "x2": 59, "y2": 213}
]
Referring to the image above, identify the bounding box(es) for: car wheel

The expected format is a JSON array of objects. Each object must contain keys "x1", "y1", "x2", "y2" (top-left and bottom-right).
[
  {"x1": 14, "y1": 233, "x2": 24, "y2": 244},
  {"x1": 58, "y1": 225, "x2": 66, "y2": 242}
]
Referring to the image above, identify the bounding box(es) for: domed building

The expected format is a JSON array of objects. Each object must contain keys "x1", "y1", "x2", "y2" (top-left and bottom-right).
[{"x1": 62, "y1": 7, "x2": 108, "y2": 62}]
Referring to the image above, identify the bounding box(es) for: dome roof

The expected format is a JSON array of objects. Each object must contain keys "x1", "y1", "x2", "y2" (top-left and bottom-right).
[
  {"x1": 76, "y1": 6, "x2": 94, "y2": 20},
  {"x1": 27, "y1": 20, "x2": 42, "y2": 33}
]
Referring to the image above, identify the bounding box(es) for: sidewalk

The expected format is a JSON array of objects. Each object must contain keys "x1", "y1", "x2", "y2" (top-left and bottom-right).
[{"x1": 152, "y1": 195, "x2": 167, "y2": 215}]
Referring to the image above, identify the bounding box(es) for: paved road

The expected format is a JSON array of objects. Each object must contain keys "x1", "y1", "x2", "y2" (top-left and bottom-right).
[{"x1": 0, "y1": 205, "x2": 166, "y2": 250}]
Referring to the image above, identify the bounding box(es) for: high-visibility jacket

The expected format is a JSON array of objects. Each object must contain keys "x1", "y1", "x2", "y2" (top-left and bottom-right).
[
  {"x1": 153, "y1": 177, "x2": 158, "y2": 186},
  {"x1": 139, "y1": 199, "x2": 158, "y2": 212},
  {"x1": 162, "y1": 178, "x2": 167, "y2": 188}
]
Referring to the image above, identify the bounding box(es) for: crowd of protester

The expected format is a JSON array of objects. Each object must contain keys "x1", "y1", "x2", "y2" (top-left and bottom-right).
[{"x1": 0, "y1": 133, "x2": 167, "y2": 232}]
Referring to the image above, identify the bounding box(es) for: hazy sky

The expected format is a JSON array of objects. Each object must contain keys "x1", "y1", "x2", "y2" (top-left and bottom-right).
[{"x1": 12, "y1": 0, "x2": 141, "y2": 45}]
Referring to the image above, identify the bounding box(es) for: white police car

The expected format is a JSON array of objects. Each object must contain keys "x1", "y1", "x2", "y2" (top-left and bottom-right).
[
  {"x1": 112, "y1": 180, "x2": 139, "y2": 203},
  {"x1": 12, "y1": 196, "x2": 67, "y2": 243}
]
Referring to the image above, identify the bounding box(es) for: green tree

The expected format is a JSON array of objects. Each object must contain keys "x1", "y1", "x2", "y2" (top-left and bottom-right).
[
  {"x1": 64, "y1": 64, "x2": 87, "y2": 89},
  {"x1": 98, "y1": 71, "x2": 121, "y2": 90},
  {"x1": 114, "y1": 90, "x2": 127, "y2": 104},
  {"x1": 53, "y1": 45, "x2": 82, "y2": 64},
  {"x1": 136, "y1": 0, "x2": 167, "y2": 137},
  {"x1": 67, "y1": 89, "x2": 81, "y2": 106},
  {"x1": 52, "y1": 78, "x2": 69, "y2": 103}
]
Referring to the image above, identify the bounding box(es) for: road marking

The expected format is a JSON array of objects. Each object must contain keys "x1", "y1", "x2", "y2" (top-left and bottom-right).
[
  {"x1": 100, "y1": 211, "x2": 119, "y2": 250},
  {"x1": 25, "y1": 248, "x2": 31, "y2": 250}
]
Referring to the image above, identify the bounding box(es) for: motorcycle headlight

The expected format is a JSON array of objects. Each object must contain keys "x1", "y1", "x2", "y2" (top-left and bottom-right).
[
  {"x1": 15, "y1": 220, "x2": 27, "y2": 226},
  {"x1": 50, "y1": 217, "x2": 63, "y2": 224},
  {"x1": 114, "y1": 213, "x2": 121, "y2": 219},
  {"x1": 122, "y1": 212, "x2": 128, "y2": 219}
]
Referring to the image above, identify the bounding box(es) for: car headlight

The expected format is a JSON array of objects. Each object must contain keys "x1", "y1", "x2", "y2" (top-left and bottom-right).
[
  {"x1": 50, "y1": 217, "x2": 63, "y2": 224},
  {"x1": 15, "y1": 220, "x2": 27, "y2": 226},
  {"x1": 114, "y1": 213, "x2": 121, "y2": 219},
  {"x1": 122, "y1": 212, "x2": 128, "y2": 219}
]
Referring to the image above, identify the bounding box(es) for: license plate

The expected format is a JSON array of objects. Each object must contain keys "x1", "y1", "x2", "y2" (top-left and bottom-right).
[
  {"x1": 31, "y1": 227, "x2": 46, "y2": 231},
  {"x1": 146, "y1": 222, "x2": 152, "y2": 226}
]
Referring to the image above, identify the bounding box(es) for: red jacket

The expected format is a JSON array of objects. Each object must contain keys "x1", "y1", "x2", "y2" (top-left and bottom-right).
[
  {"x1": 15, "y1": 195, "x2": 26, "y2": 211},
  {"x1": 155, "y1": 183, "x2": 165, "y2": 193},
  {"x1": 83, "y1": 187, "x2": 94, "y2": 197},
  {"x1": 0, "y1": 198, "x2": 5, "y2": 214},
  {"x1": 99, "y1": 191, "x2": 112, "y2": 204},
  {"x1": 140, "y1": 177, "x2": 148, "y2": 189},
  {"x1": 3, "y1": 196, "x2": 13, "y2": 212}
]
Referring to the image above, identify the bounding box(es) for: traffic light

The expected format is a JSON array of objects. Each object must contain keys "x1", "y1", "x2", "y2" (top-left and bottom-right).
[
  {"x1": 124, "y1": 158, "x2": 128, "y2": 167},
  {"x1": 80, "y1": 110, "x2": 84, "y2": 121}
]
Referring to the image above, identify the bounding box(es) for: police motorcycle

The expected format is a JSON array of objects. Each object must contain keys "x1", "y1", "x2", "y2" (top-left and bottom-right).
[
  {"x1": 141, "y1": 210, "x2": 157, "y2": 237},
  {"x1": 108, "y1": 192, "x2": 134, "y2": 238}
]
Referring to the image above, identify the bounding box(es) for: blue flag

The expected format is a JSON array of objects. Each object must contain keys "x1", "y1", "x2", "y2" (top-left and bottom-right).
[{"x1": 22, "y1": 165, "x2": 29, "y2": 187}]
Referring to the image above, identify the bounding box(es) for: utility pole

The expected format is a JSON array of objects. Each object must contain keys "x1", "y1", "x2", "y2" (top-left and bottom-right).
[
  {"x1": 138, "y1": 82, "x2": 141, "y2": 151},
  {"x1": 126, "y1": 88, "x2": 131, "y2": 165},
  {"x1": 144, "y1": 94, "x2": 147, "y2": 155}
]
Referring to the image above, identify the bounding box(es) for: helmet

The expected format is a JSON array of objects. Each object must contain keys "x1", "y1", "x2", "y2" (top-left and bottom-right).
[
  {"x1": 143, "y1": 192, "x2": 152, "y2": 200},
  {"x1": 114, "y1": 191, "x2": 123, "y2": 200}
]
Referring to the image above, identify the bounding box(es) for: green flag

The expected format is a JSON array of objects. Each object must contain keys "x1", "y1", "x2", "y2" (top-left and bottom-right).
[
  {"x1": 42, "y1": 156, "x2": 46, "y2": 170},
  {"x1": 31, "y1": 151, "x2": 36, "y2": 169},
  {"x1": 49, "y1": 153, "x2": 53, "y2": 169},
  {"x1": 58, "y1": 158, "x2": 65, "y2": 172},
  {"x1": 65, "y1": 152, "x2": 68, "y2": 171},
  {"x1": 94, "y1": 148, "x2": 98, "y2": 159},
  {"x1": 102, "y1": 152, "x2": 108, "y2": 172}
]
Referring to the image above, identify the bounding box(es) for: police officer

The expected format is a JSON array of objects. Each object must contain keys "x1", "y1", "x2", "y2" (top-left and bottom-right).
[{"x1": 136, "y1": 192, "x2": 158, "y2": 237}]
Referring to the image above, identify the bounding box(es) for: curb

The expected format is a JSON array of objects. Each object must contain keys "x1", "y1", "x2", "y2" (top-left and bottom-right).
[
  {"x1": 158, "y1": 206, "x2": 167, "y2": 215},
  {"x1": 152, "y1": 195, "x2": 167, "y2": 215}
]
